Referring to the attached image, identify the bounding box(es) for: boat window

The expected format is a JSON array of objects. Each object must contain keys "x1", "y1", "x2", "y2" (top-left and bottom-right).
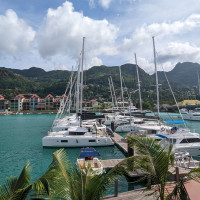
[
  {"x1": 61, "y1": 140, "x2": 68, "y2": 143},
  {"x1": 152, "y1": 130, "x2": 156, "y2": 134},
  {"x1": 69, "y1": 132, "x2": 85, "y2": 135},
  {"x1": 180, "y1": 138, "x2": 200, "y2": 143},
  {"x1": 89, "y1": 140, "x2": 96, "y2": 142},
  {"x1": 172, "y1": 139, "x2": 176, "y2": 144}
]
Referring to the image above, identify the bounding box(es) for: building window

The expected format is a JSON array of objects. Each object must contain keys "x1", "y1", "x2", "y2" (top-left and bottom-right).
[{"x1": 61, "y1": 140, "x2": 68, "y2": 143}]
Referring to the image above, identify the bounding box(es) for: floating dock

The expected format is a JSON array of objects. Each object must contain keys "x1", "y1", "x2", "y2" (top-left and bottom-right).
[
  {"x1": 102, "y1": 188, "x2": 155, "y2": 200},
  {"x1": 101, "y1": 159, "x2": 124, "y2": 169},
  {"x1": 111, "y1": 132, "x2": 128, "y2": 154}
]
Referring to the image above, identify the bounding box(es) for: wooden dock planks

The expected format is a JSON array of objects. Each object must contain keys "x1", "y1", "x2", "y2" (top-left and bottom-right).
[
  {"x1": 102, "y1": 189, "x2": 156, "y2": 200},
  {"x1": 101, "y1": 159, "x2": 124, "y2": 169},
  {"x1": 111, "y1": 132, "x2": 128, "y2": 153}
]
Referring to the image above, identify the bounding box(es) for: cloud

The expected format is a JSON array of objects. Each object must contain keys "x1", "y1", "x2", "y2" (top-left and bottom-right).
[
  {"x1": 98, "y1": 0, "x2": 113, "y2": 9},
  {"x1": 87, "y1": 56, "x2": 103, "y2": 68},
  {"x1": 37, "y1": 1, "x2": 118, "y2": 65},
  {"x1": 119, "y1": 14, "x2": 200, "y2": 54},
  {"x1": 88, "y1": 0, "x2": 96, "y2": 8},
  {"x1": 157, "y1": 42, "x2": 200, "y2": 63},
  {"x1": 0, "y1": 9, "x2": 35, "y2": 54}
]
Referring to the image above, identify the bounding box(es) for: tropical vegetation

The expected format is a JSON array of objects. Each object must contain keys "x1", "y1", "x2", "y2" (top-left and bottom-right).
[
  {"x1": 1, "y1": 136, "x2": 200, "y2": 199},
  {"x1": 1, "y1": 62, "x2": 200, "y2": 106}
]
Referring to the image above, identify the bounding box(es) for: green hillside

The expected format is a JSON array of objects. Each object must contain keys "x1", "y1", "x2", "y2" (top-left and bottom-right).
[{"x1": 0, "y1": 62, "x2": 198, "y2": 106}]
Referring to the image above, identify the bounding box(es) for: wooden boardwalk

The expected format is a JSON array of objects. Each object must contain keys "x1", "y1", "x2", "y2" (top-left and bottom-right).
[
  {"x1": 101, "y1": 159, "x2": 124, "y2": 169},
  {"x1": 102, "y1": 189, "x2": 156, "y2": 200},
  {"x1": 111, "y1": 132, "x2": 128, "y2": 154}
]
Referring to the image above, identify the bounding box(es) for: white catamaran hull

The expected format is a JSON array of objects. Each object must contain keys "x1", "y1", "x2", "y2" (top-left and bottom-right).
[{"x1": 42, "y1": 135, "x2": 114, "y2": 147}]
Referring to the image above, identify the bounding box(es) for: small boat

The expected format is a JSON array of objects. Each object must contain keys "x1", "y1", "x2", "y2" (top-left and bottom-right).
[
  {"x1": 77, "y1": 148, "x2": 104, "y2": 175},
  {"x1": 182, "y1": 110, "x2": 200, "y2": 121}
]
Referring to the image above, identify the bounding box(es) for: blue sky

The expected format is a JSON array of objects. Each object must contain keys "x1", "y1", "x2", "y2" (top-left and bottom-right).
[{"x1": 0, "y1": 0, "x2": 200, "y2": 74}]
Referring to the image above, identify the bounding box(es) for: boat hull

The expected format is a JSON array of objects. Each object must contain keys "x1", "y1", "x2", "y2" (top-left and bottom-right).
[{"x1": 42, "y1": 136, "x2": 114, "y2": 147}]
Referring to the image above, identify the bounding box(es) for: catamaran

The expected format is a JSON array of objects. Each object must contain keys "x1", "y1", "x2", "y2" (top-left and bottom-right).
[{"x1": 42, "y1": 37, "x2": 114, "y2": 148}]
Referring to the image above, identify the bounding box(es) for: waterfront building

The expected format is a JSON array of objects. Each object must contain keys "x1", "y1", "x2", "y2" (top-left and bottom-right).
[
  {"x1": 10, "y1": 94, "x2": 25, "y2": 112},
  {"x1": 22, "y1": 99, "x2": 30, "y2": 111},
  {"x1": 85, "y1": 100, "x2": 98, "y2": 107},
  {"x1": 38, "y1": 99, "x2": 46, "y2": 111},
  {"x1": 178, "y1": 100, "x2": 200, "y2": 106},
  {"x1": 45, "y1": 94, "x2": 54, "y2": 110},
  {"x1": 53, "y1": 97, "x2": 60, "y2": 110},
  {"x1": 0, "y1": 95, "x2": 8, "y2": 112},
  {"x1": 30, "y1": 94, "x2": 40, "y2": 111}
]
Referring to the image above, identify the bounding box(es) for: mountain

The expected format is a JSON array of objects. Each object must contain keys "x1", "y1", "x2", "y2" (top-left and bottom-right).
[
  {"x1": 154, "y1": 62, "x2": 200, "y2": 86},
  {"x1": 0, "y1": 62, "x2": 199, "y2": 105},
  {"x1": 8, "y1": 67, "x2": 46, "y2": 78},
  {"x1": 0, "y1": 68, "x2": 36, "y2": 99}
]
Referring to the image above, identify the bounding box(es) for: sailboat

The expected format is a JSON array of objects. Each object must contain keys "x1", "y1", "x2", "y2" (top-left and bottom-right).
[{"x1": 42, "y1": 37, "x2": 114, "y2": 147}]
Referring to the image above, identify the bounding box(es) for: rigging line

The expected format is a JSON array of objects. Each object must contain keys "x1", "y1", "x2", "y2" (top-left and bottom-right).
[
  {"x1": 53, "y1": 71, "x2": 73, "y2": 123},
  {"x1": 157, "y1": 59, "x2": 186, "y2": 127},
  {"x1": 59, "y1": 72, "x2": 78, "y2": 119}
]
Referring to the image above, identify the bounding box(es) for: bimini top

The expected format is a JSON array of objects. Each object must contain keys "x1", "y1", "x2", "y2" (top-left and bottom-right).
[
  {"x1": 80, "y1": 148, "x2": 100, "y2": 158},
  {"x1": 164, "y1": 121, "x2": 186, "y2": 124}
]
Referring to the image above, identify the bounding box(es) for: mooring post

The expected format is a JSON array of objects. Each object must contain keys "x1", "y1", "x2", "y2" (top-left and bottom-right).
[
  {"x1": 111, "y1": 121, "x2": 115, "y2": 132},
  {"x1": 128, "y1": 140, "x2": 134, "y2": 157},
  {"x1": 114, "y1": 179, "x2": 118, "y2": 197},
  {"x1": 175, "y1": 167, "x2": 179, "y2": 182}
]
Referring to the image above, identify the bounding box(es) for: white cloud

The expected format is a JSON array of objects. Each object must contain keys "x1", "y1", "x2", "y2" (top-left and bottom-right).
[
  {"x1": 98, "y1": 0, "x2": 113, "y2": 9},
  {"x1": 37, "y1": 1, "x2": 118, "y2": 68},
  {"x1": 119, "y1": 14, "x2": 200, "y2": 54},
  {"x1": 88, "y1": 0, "x2": 96, "y2": 8},
  {"x1": 0, "y1": 9, "x2": 35, "y2": 54},
  {"x1": 87, "y1": 56, "x2": 103, "y2": 68},
  {"x1": 158, "y1": 42, "x2": 200, "y2": 63}
]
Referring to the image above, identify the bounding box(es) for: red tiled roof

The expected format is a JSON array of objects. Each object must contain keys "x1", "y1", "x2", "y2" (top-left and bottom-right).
[
  {"x1": 15, "y1": 94, "x2": 25, "y2": 98},
  {"x1": 61, "y1": 94, "x2": 68, "y2": 98},
  {"x1": 45, "y1": 94, "x2": 54, "y2": 98},
  {"x1": 90, "y1": 99, "x2": 97, "y2": 102},
  {"x1": 30, "y1": 94, "x2": 39, "y2": 98}
]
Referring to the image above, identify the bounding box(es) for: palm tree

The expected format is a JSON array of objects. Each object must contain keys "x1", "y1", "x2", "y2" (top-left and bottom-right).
[
  {"x1": 117, "y1": 136, "x2": 174, "y2": 200},
  {"x1": 34, "y1": 148, "x2": 125, "y2": 200},
  {"x1": 0, "y1": 161, "x2": 32, "y2": 200}
]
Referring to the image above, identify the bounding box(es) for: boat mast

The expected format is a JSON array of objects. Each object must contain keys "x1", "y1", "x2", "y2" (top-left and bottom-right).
[
  {"x1": 80, "y1": 37, "x2": 85, "y2": 115},
  {"x1": 68, "y1": 66, "x2": 73, "y2": 113},
  {"x1": 108, "y1": 77, "x2": 114, "y2": 108},
  {"x1": 134, "y1": 53, "x2": 142, "y2": 111},
  {"x1": 110, "y1": 76, "x2": 118, "y2": 108},
  {"x1": 76, "y1": 62, "x2": 80, "y2": 115},
  {"x1": 119, "y1": 66, "x2": 125, "y2": 109},
  {"x1": 197, "y1": 70, "x2": 200, "y2": 97},
  {"x1": 152, "y1": 36, "x2": 160, "y2": 121}
]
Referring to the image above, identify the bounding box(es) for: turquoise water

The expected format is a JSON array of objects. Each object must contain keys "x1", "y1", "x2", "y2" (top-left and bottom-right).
[
  {"x1": 1, "y1": 112, "x2": 200, "y2": 194},
  {"x1": 0, "y1": 113, "x2": 126, "y2": 192}
]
